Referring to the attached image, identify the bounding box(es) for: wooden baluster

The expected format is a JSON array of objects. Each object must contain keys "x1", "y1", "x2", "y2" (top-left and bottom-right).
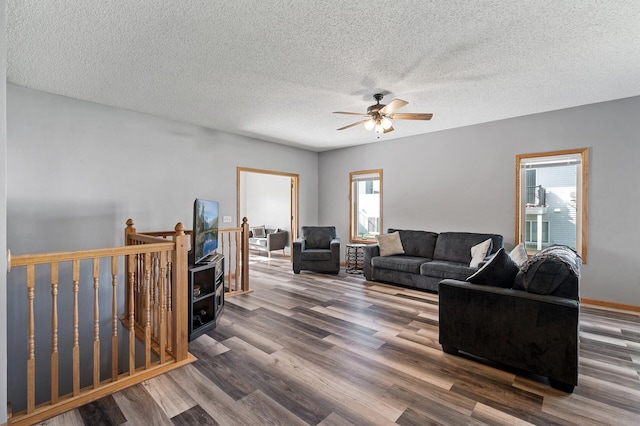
[
  {"x1": 226, "y1": 232, "x2": 233, "y2": 292},
  {"x1": 51, "y1": 263, "x2": 59, "y2": 404},
  {"x1": 93, "y1": 258, "x2": 100, "y2": 389},
  {"x1": 111, "y1": 256, "x2": 119, "y2": 382},
  {"x1": 136, "y1": 253, "x2": 142, "y2": 326},
  {"x1": 241, "y1": 217, "x2": 250, "y2": 292},
  {"x1": 72, "y1": 259, "x2": 80, "y2": 396},
  {"x1": 128, "y1": 254, "x2": 136, "y2": 375},
  {"x1": 144, "y1": 252, "x2": 152, "y2": 369},
  {"x1": 148, "y1": 254, "x2": 154, "y2": 340},
  {"x1": 154, "y1": 253, "x2": 160, "y2": 342},
  {"x1": 26, "y1": 265, "x2": 35, "y2": 413},
  {"x1": 154, "y1": 253, "x2": 160, "y2": 341},
  {"x1": 158, "y1": 250, "x2": 167, "y2": 363},
  {"x1": 166, "y1": 258, "x2": 173, "y2": 354},
  {"x1": 124, "y1": 219, "x2": 136, "y2": 326},
  {"x1": 235, "y1": 230, "x2": 241, "y2": 292}
]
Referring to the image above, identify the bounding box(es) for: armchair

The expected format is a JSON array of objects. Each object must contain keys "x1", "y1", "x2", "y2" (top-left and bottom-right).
[
  {"x1": 249, "y1": 229, "x2": 288, "y2": 257},
  {"x1": 293, "y1": 226, "x2": 341, "y2": 274}
]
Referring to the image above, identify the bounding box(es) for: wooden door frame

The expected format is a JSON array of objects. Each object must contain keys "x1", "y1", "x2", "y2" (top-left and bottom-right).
[{"x1": 236, "y1": 167, "x2": 300, "y2": 247}]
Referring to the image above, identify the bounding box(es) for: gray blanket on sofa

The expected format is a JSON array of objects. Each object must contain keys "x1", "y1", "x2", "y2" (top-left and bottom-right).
[{"x1": 520, "y1": 245, "x2": 581, "y2": 277}]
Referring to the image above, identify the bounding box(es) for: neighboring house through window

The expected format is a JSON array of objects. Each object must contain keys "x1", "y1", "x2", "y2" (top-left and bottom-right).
[
  {"x1": 515, "y1": 148, "x2": 589, "y2": 262},
  {"x1": 350, "y1": 169, "x2": 382, "y2": 243}
]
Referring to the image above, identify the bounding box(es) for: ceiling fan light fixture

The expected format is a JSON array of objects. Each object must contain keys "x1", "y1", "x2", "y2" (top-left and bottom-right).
[
  {"x1": 334, "y1": 94, "x2": 432, "y2": 133},
  {"x1": 364, "y1": 118, "x2": 375, "y2": 131}
]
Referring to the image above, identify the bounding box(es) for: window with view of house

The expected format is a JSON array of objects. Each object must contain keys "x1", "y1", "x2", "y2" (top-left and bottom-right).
[
  {"x1": 350, "y1": 170, "x2": 382, "y2": 243},
  {"x1": 515, "y1": 148, "x2": 588, "y2": 262},
  {"x1": 525, "y1": 220, "x2": 550, "y2": 244}
]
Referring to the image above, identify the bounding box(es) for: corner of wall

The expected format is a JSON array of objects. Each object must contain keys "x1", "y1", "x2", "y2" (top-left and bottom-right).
[{"x1": 1, "y1": 0, "x2": 9, "y2": 422}]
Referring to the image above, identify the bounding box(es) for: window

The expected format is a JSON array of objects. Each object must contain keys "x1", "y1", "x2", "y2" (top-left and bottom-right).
[
  {"x1": 515, "y1": 148, "x2": 588, "y2": 262},
  {"x1": 350, "y1": 169, "x2": 382, "y2": 243},
  {"x1": 525, "y1": 220, "x2": 550, "y2": 244}
]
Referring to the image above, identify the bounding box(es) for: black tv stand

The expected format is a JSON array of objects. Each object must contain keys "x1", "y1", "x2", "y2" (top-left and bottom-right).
[{"x1": 188, "y1": 254, "x2": 224, "y2": 341}]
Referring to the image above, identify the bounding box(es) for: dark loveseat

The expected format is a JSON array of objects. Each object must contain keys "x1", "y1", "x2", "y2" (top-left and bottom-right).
[
  {"x1": 363, "y1": 229, "x2": 503, "y2": 292},
  {"x1": 439, "y1": 245, "x2": 581, "y2": 392}
]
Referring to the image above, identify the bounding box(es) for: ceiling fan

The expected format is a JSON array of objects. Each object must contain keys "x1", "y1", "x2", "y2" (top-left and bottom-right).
[{"x1": 333, "y1": 94, "x2": 433, "y2": 134}]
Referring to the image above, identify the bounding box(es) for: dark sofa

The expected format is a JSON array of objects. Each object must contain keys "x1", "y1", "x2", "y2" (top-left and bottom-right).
[
  {"x1": 363, "y1": 229, "x2": 503, "y2": 292},
  {"x1": 438, "y1": 245, "x2": 581, "y2": 392}
]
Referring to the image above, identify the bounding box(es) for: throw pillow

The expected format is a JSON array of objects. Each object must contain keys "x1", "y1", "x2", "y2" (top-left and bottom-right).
[
  {"x1": 376, "y1": 232, "x2": 405, "y2": 256},
  {"x1": 470, "y1": 238, "x2": 492, "y2": 268},
  {"x1": 253, "y1": 226, "x2": 266, "y2": 238},
  {"x1": 509, "y1": 242, "x2": 528, "y2": 266},
  {"x1": 466, "y1": 248, "x2": 519, "y2": 288}
]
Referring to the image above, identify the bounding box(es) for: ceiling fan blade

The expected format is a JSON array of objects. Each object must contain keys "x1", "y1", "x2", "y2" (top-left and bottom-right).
[
  {"x1": 379, "y1": 99, "x2": 408, "y2": 115},
  {"x1": 337, "y1": 120, "x2": 369, "y2": 131},
  {"x1": 333, "y1": 111, "x2": 370, "y2": 117},
  {"x1": 383, "y1": 125, "x2": 395, "y2": 133},
  {"x1": 388, "y1": 113, "x2": 433, "y2": 120}
]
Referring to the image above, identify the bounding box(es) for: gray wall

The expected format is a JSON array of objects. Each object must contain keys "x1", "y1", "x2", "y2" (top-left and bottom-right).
[
  {"x1": 1, "y1": 0, "x2": 8, "y2": 421},
  {"x1": 319, "y1": 96, "x2": 640, "y2": 306},
  {"x1": 240, "y1": 172, "x2": 291, "y2": 233},
  {"x1": 5, "y1": 84, "x2": 318, "y2": 410},
  {"x1": 7, "y1": 84, "x2": 318, "y2": 253}
]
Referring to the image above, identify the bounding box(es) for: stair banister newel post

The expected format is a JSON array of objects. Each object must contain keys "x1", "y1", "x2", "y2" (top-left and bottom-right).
[{"x1": 171, "y1": 222, "x2": 189, "y2": 361}]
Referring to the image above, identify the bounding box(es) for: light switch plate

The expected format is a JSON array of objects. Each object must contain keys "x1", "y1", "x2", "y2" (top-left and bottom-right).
[{"x1": 223, "y1": 216, "x2": 232, "y2": 223}]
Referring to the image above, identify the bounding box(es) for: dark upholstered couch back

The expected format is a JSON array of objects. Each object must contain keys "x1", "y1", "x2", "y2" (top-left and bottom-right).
[
  {"x1": 388, "y1": 229, "x2": 438, "y2": 259},
  {"x1": 302, "y1": 226, "x2": 337, "y2": 249},
  {"x1": 433, "y1": 232, "x2": 503, "y2": 264}
]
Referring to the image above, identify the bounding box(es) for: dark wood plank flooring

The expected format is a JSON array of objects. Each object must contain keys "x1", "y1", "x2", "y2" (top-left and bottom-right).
[{"x1": 37, "y1": 255, "x2": 640, "y2": 425}]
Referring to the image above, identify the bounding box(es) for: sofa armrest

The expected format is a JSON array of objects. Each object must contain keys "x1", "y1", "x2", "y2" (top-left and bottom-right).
[
  {"x1": 292, "y1": 238, "x2": 305, "y2": 273},
  {"x1": 363, "y1": 244, "x2": 380, "y2": 280},
  {"x1": 438, "y1": 279, "x2": 579, "y2": 386},
  {"x1": 330, "y1": 238, "x2": 341, "y2": 259}
]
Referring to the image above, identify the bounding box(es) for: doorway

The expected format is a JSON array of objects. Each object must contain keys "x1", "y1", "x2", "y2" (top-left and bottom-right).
[{"x1": 237, "y1": 167, "x2": 299, "y2": 256}]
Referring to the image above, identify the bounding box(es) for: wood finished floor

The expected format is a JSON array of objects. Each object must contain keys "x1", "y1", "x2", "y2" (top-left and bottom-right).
[{"x1": 37, "y1": 254, "x2": 640, "y2": 425}]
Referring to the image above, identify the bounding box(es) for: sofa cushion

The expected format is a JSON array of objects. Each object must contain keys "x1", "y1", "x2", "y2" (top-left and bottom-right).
[
  {"x1": 509, "y1": 242, "x2": 528, "y2": 266},
  {"x1": 388, "y1": 229, "x2": 438, "y2": 259},
  {"x1": 371, "y1": 255, "x2": 427, "y2": 274},
  {"x1": 420, "y1": 260, "x2": 477, "y2": 281},
  {"x1": 470, "y1": 238, "x2": 493, "y2": 268},
  {"x1": 301, "y1": 249, "x2": 332, "y2": 261},
  {"x1": 249, "y1": 237, "x2": 267, "y2": 247},
  {"x1": 433, "y1": 232, "x2": 503, "y2": 264},
  {"x1": 466, "y1": 248, "x2": 519, "y2": 288},
  {"x1": 376, "y1": 232, "x2": 405, "y2": 256}
]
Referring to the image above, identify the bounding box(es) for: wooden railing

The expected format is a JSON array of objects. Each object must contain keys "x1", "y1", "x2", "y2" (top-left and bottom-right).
[
  {"x1": 218, "y1": 217, "x2": 251, "y2": 296},
  {"x1": 7, "y1": 222, "x2": 193, "y2": 426},
  {"x1": 130, "y1": 217, "x2": 251, "y2": 297}
]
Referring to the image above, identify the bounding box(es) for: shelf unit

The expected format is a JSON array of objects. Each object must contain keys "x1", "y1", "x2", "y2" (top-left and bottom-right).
[{"x1": 188, "y1": 254, "x2": 224, "y2": 341}]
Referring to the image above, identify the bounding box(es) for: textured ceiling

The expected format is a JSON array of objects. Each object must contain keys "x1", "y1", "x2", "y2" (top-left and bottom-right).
[{"x1": 6, "y1": 1, "x2": 640, "y2": 151}]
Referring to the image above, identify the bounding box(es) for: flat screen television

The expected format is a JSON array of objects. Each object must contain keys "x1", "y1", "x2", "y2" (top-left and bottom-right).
[{"x1": 192, "y1": 198, "x2": 220, "y2": 264}]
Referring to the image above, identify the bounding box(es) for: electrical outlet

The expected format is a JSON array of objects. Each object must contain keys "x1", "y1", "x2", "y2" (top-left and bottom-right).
[{"x1": 223, "y1": 216, "x2": 232, "y2": 223}]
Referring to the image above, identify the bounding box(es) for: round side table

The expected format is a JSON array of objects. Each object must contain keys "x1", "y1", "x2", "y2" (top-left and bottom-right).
[{"x1": 345, "y1": 243, "x2": 366, "y2": 274}]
